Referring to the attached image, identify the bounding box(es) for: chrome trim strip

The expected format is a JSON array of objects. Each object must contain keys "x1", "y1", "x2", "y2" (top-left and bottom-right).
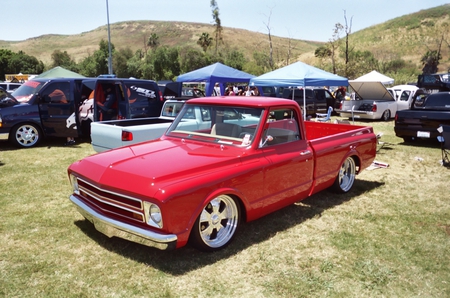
[
  {"x1": 70, "y1": 195, "x2": 177, "y2": 250},
  {"x1": 0, "y1": 133, "x2": 9, "y2": 140}
]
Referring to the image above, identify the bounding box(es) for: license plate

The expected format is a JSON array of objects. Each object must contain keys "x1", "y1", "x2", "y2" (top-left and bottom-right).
[{"x1": 417, "y1": 131, "x2": 430, "y2": 138}]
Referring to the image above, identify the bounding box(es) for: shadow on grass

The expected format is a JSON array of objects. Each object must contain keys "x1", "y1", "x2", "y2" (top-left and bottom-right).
[
  {"x1": 73, "y1": 178, "x2": 383, "y2": 275},
  {"x1": 398, "y1": 139, "x2": 441, "y2": 149},
  {"x1": 0, "y1": 137, "x2": 91, "y2": 152}
]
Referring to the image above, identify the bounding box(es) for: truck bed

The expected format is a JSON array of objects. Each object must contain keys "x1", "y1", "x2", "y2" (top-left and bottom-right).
[{"x1": 90, "y1": 117, "x2": 174, "y2": 153}]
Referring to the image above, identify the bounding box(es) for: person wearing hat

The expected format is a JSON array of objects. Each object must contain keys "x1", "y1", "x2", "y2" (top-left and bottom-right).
[{"x1": 213, "y1": 83, "x2": 221, "y2": 96}]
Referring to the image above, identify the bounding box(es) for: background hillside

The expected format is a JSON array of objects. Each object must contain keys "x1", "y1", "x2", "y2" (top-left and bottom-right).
[{"x1": 1, "y1": 4, "x2": 449, "y2": 78}]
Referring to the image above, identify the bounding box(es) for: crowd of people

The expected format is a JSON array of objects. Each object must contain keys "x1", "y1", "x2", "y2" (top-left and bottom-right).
[{"x1": 212, "y1": 83, "x2": 260, "y2": 97}]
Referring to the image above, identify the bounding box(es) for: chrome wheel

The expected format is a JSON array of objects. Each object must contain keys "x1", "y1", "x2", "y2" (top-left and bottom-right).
[
  {"x1": 12, "y1": 124, "x2": 41, "y2": 148},
  {"x1": 332, "y1": 157, "x2": 356, "y2": 193},
  {"x1": 190, "y1": 195, "x2": 240, "y2": 251}
]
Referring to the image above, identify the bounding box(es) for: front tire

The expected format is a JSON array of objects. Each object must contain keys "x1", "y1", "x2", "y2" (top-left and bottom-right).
[
  {"x1": 189, "y1": 195, "x2": 240, "y2": 252},
  {"x1": 10, "y1": 123, "x2": 41, "y2": 148},
  {"x1": 331, "y1": 156, "x2": 356, "y2": 193}
]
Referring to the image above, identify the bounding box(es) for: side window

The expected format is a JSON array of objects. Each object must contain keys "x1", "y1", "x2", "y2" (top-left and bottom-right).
[
  {"x1": 42, "y1": 82, "x2": 70, "y2": 104},
  {"x1": 399, "y1": 91, "x2": 410, "y2": 101},
  {"x1": 263, "y1": 108, "x2": 301, "y2": 146}
]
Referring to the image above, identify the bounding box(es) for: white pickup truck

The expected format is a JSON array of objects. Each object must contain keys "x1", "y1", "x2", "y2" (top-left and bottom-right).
[
  {"x1": 91, "y1": 99, "x2": 186, "y2": 152},
  {"x1": 338, "y1": 81, "x2": 397, "y2": 121},
  {"x1": 387, "y1": 84, "x2": 426, "y2": 111}
]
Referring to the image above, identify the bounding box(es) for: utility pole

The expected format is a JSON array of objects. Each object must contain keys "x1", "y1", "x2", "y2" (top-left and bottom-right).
[{"x1": 106, "y1": 0, "x2": 113, "y2": 75}]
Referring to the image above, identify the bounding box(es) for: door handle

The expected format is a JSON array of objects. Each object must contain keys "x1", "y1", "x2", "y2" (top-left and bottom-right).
[{"x1": 300, "y1": 150, "x2": 311, "y2": 155}]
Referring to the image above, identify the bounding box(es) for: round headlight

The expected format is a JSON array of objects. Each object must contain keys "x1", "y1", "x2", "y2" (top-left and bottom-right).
[{"x1": 150, "y1": 204, "x2": 162, "y2": 224}]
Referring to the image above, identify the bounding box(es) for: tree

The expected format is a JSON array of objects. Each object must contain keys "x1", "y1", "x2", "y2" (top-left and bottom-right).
[
  {"x1": 329, "y1": 23, "x2": 344, "y2": 74},
  {"x1": 179, "y1": 46, "x2": 210, "y2": 73},
  {"x1": 210, "y1": 0, "x2": 223, "y2": 54},
  {"x1": 197, "y1": 33, "x2": 213, "y2": 52},
  {"x1": 8, "y1": 51, "x2": 44, "y2": 75},
  {"x1": 262, "y1": 8, "x2": 275, "y2": 70},
  {"x1": 93, "y1": 39, "x2": 115, "y2": 76},
  {"x1": 113, "y1": 47, "x2": 134, "y2": 78},
  {"x1": 147, "y1": 33, "x2": 160, "y2": 50},
  {"x1": 51, "y1": 50, "x2": 77, "y2": 71},
  {"x1": 225, "y1": 50, "x2": 246, "y2": 70},
  {"x1": 421, "y1": 50, "x2": 441, "y2": 74}
]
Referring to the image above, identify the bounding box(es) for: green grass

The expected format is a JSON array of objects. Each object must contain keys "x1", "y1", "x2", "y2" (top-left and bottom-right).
[{"x1": 1, "y1": 119, "x2": 450, "y2": 297}]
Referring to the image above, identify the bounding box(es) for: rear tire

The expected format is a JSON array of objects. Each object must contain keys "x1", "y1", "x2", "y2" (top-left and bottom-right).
[
  {"x1": 331, "y1": 156, "x2": 356, "y2": 193},
  {"x1": 10, "y1": 123, "x2": 41, "y2": 148},
  {"x1": 381, "y1": 110, "x2": 390, "y2": 121}
]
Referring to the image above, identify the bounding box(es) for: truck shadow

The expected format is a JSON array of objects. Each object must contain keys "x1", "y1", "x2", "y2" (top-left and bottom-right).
[{"x1": 74, "y1": 179, "x2": 383, "y2": 275}]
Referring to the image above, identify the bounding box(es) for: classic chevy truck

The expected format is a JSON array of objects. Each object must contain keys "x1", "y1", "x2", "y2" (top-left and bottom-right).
[{"x1": 68, "y1": 97, "x2": 377, "y2": 251}]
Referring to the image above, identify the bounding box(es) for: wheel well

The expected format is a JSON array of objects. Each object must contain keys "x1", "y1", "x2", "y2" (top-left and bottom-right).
[
  {"x1": 229, "y1": 194, "x2": 247, "y2": 223},
  {"x1": 351, "y1": 155, "x2": 362, "y2": 174}
]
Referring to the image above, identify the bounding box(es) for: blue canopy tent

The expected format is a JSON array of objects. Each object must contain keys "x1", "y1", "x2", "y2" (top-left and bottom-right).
[
  {"x1": 176, "y1": 62, "x2": 255, "y2": 96},
  {"x1": 249, "y1": 61, "x2": 348, "y2": 119}
]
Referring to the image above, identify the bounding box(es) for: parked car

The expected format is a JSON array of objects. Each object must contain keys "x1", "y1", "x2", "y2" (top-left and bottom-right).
[
  {"x1": 90, "y1": 99, "x2": 187, "y2": 153},
  {"x1": 281, "y1": 87, "x2": 338, "y2": 116},
  {"x1": 0, "y1": 78, "x2": 164, "y2": 148},
  {"x1": 338, "y1": 81, "x2": 397, "y2": 121},
  {"x1": 0, "y1": 82, "x2": 22, "y2": 94},
  {"x1": 394, "y1": 91, "x2": 450, "y2": 142},
  {"x1": 387, "y1": 85, "x2": 426, "y2": 111},
  {"x1": 68, "y1": 96, "x2": 377, "y2": 251}
]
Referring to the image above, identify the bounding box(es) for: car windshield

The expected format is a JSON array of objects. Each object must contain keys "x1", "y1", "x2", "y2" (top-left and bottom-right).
[
  {"x1": 11, "y1": 80, "x2": 46, "y2": 103},
  {"x1": 166, "y1": 103, "x2": 264, "y2": 147}
]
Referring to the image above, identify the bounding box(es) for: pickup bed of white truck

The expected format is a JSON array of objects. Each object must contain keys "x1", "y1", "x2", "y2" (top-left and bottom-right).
[
  {"x1": 338, "y1": 81, "x2": 397, "y2": 121},
  {"x1": 91, "y1": 99, "x2": 185, "y2": 152}
]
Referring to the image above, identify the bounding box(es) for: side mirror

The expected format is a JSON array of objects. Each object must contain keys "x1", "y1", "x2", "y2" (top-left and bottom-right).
[{"x1": 260, "y1": 135, "x2": 274, "y2": 148}]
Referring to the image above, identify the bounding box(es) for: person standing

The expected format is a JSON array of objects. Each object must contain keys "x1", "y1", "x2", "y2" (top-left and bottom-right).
[
  {"x1": 213, "y1": 83, "x2": 221, "y2": 96},
  {"x1": 97, "y1": 85, "x2": 117, "y2": 120}
]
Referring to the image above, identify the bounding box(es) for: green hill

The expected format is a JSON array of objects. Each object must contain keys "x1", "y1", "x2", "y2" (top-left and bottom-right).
[{"x1": 1, "y1": 4, "x2": 449, "y2": 76}]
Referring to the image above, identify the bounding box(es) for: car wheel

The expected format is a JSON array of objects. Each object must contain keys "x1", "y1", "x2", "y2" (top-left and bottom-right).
[
  {"x1": 331, "y1": 156, "x2": 356, "y2": 193},
  {"x1": 10, "y1": 123, "x2": 41, "y2": 148},
  {"x1": 381, "y1": 110, "x2": 390, "y2": 121},
  {"x1": 189, "y1": 195, "x2": 240, "y2": 252},
  {"x1": 402, "y1": 136, "x2": 414, "y2": 143}
]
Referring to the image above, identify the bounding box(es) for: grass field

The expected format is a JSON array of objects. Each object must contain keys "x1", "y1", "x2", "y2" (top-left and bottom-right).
[{"x1": 1, "y1": 118, "x2": 449, "y2": 297}]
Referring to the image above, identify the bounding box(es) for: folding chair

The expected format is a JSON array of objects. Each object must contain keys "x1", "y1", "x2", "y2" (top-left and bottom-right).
[
  {"x1": 437, "y1": 125, "x2": 450, "y2": 167},
  {"x1": 376, "y1": 132, "x2": 395, "y2": 152},
  {"x1": 316, "y1": 106, "x2": 333, "y2": 122}
]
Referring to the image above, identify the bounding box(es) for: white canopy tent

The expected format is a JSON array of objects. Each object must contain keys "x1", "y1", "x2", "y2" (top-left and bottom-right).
[{"x1": 353, "y1": 70, "x2": 394, "y2": 85}]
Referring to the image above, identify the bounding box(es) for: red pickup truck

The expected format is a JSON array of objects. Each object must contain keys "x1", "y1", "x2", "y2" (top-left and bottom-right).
[{"x1": 68, "y1": 97, "x2": 377, "y2": 251}]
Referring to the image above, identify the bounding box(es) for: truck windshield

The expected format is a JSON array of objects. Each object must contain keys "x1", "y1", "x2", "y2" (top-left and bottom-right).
[
  {"x1": 11, "y1": 80, "x2": 45, "y2": 103},
  {"x1": 166, "y1": 104, "x2": 264, "y2": 147}
]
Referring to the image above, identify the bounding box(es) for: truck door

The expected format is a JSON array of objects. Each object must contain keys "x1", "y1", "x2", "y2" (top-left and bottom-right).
[
  {"x1": 123, "y1": 80, "x2": 164, "y2": 118},
  {"x1": 38, "y1": 81, "x2": 79, "y2": 138},
  {"x1": 260, "y1": 108, "x2": 314, "y2": 210}
]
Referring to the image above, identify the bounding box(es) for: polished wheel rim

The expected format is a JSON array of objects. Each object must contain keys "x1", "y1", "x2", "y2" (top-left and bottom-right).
[
  {"x1": 338, "y1": 157, "x2": 356, "y2": 192},
  {"x1": 198, "y1": 195, "x2": 239, "y2": 248},
  {"x1": 383, "y1": 110, "x2": 390, "y2": 121},
  {"x1": 16, "y1": 125, "x2": 39, "y2": 147}
]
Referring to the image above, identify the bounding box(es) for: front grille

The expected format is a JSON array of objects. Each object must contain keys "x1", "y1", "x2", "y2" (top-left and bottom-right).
[{"x1": 77, "y1": 178, "x2": 145, "y2": 223}]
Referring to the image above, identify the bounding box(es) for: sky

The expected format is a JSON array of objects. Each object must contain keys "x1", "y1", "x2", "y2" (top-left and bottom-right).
[{"x1": 2, "y1": 0, "x2": 449, "y2": 42}]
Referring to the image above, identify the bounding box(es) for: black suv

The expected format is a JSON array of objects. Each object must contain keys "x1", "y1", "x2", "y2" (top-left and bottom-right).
[{"x1": 281, "y1": 87, "x2": 338, "y2": 116}]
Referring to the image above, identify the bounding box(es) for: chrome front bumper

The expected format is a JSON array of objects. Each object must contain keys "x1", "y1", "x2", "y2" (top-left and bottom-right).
[
  {"x1": 0, "y1": 132, "x2": 9, "y2": 140},
  {"x1": 70, "y1": 195, "x2": 177, "y2": 250}
]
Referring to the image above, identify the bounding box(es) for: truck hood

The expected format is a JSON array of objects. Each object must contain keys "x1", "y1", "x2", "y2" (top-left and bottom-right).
[
  {"x1": 349, "y1": 81, "x2": 395, "y2": 101},
  {"x1": 69, "y1": 138, "x2": 246, "y2": 198}
]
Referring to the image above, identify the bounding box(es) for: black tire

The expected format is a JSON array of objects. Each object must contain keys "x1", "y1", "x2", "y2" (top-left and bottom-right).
[
  {"x1": 10, "y1": 123, "x2": 41, "y2": 148},
  {"x1": 189, "y1": 195, "x2": 240, "y2": 252},
  {"x1": 381, "y1": 110, "x2": 390, "y2": 121},
  {"x1": 331, "y1": 156, "x2": 356, "y2": 193},
  {"x1": 402, "y1": 136, "x2": 414, "y2": 143}
]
